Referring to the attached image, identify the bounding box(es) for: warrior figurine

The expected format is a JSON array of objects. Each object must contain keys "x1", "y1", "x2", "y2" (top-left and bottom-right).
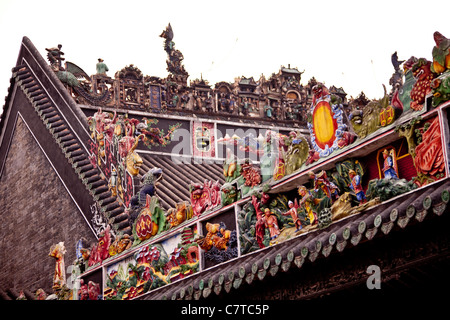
[
  {"x1": 49, "y1": 242, "x2": 67, "y2": 292},
  {"x1": 308, "y1": 170, "x2": 340, "y2": 203},
  {"x1": 263, "y1": 208, "x2": 280, "y2": 240},
  {"x1": 298, "y1": 186, "x2": 318, "y2": 225},
  {"x1": 282, "y1": 200, "x2": 302, "y2": 231},
  {"x1": 348, "y1": 169, "x2": 367, "y2": 205}
]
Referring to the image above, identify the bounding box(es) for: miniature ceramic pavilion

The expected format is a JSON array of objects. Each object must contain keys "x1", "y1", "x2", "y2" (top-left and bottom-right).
[{"x1": 1, "y1": 27, "x2": 450, "y2": 301}]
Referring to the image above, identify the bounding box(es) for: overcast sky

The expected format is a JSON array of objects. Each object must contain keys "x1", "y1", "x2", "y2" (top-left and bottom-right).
[{"x1": 1, "y1": 0, "x2": 449, "y2": 115}]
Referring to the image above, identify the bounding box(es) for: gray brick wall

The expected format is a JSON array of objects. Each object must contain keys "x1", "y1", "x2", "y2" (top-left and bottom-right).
[{"x1": 0, "y1": 116, "x2": 96, "y2": 294}]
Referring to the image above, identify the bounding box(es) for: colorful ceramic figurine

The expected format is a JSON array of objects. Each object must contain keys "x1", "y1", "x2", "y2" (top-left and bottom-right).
[
  {"x1": 49, "y1": 242, "x2": 67, "y2": 292},
  {"x1": 88, "y1": 281, "x2": 101, "y2": 300},
  {"x1": 349, "y1": 85, "x2": 397, "y2": 139},
  {"x1": 220, "y1": 182, "x2": 240, "y2": 206},
  {"x1": 96, "y1": 58, "x2": 109, "y2": 75},
  {"x1": 431, "y1": 31, "x2": 450, "y2": 75},
  {"x1": 108, "y1": 234, "x2": 132, "y2": 256},
  {"x1": 298, "y1": 186, "x2": 318, "y2": 225},
  {"x1": 240, "y1": 159, "x2": 262, "y2": 188},
  {"x1": 263, "y1": 208, "x2": 280, "y2": 240},
  {"x1": 79, "y1": 279, "x2": 101, "y2": 300},
  {"x1": 131, "y1": 167, "x2": 163, "y2": 206},
  {"x1": 166, "y1": 201, "x2": 193, "y2": 228},
  {"x1": 284, "y1": 131, "x2": 310, "y2": 176},
  {"x1": 282, "y1": 200, "x2": 302, "y2": 231},
  {"x1": 78, "y1": 279, "x2": 89, "y2": 300},
  {"x1": 125, "y1": 134, "x2": 144, "y2": 176},
  {"x1": 430, "y1": 70, "x2": 450, "y2": 108},
  {"x1": 160, "y1": 23, "x2": 189, "y2": 81},
  {"x1": 222, "y1": 148, "x2": 240, "y2": 183},
  {"x1": 309, "y1": 170, "x2": 340, "y2": 203},
  {"x1": 250, "y1": 195, "x2": 268, "y2": 249},
  {"x1": 348, "y1": 169, "x2": 367, "y2": 205},
  {"x1": 264, "y1": 104, "x2": 273, "y2": 118},
  {"x1": 88, "y1": 225, "x2": 112, "y2": 266},
  {"x1": 35, "y1": 288, "x2": 47, "y2": 300},
  {"x1": 382, "y1": 149, "x2": 398, "y2": 179},
  {"x1": 212, "y1": 229, "x2": 231, "y2": 251},
  {"x1": 196, "y1": 223, "x2": 231, "y2": 251}
]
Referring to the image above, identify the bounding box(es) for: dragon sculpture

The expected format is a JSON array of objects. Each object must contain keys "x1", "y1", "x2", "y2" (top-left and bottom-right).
[{"x1": 160, "y1": 23, "x2": 189, "y2": 82}]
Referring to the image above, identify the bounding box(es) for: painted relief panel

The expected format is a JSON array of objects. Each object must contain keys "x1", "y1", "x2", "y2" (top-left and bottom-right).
[
  {"x1": 87, "y1": 108, "x2": 181, "y2": 206},
  {"x1": 104, "y1": 226, "x2": 199, "y2": 300},
  {"x1": 78, "y1": 270, "x2": 103, "y2": 300},
  {"x1": 192, "y1": 121, "x2": 216, "y2": 158},
  {"x1": 239, "y1": 115, "x2": 448, "y2": 255},
  {"x1": 149, "y1": 84, "x2": 162, "y2": 111},
  {"x1": 197, "y1": 209, "x2": 238, "y2": 269}
]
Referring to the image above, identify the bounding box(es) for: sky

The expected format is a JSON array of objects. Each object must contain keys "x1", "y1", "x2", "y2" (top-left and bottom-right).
[{"x1": 1, "y1": 0, "x2": 449, "y2": 115}]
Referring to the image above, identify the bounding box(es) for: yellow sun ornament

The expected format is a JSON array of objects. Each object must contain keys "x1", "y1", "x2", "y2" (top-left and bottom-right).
[
  {"x1": 312, "y1": 100, "x2": 338, "y2": 149},
  {"x1": 307, "y1": 87, "x2": 351, "y2": 158}
]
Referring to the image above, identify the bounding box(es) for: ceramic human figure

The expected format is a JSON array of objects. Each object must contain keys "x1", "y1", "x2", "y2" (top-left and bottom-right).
[
  {"x1": 282, "y1": 200, "x2": 302, "y2": 231},
  {"x1": 298, "y1": 186, "x2": 317, "y2": 225},
  {"x1": 96, "y1": 58, "x2": 109, "y2": 75},
  {"x1": 264, "y1": 104, "x2": 273, "y2": 118},
  {"x1": 382, "y1": 149, "x2": 398, "y2": 179},
  {"x1": 49, "y1": 242, "x2": 67, "y2": 291},
  {"x1": 263, "y1": 208, "x2": 280, "y2": 240},
  {"x1": 308, "y1": 170, "x2": 340, "y2": 203},
  {"x1": 348, "y1": 169, "x2": 367, "y2": 205}
]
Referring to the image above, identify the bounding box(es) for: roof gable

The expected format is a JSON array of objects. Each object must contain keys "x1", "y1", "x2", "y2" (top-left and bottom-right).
[{"x1": 0, "y1": 37, "x2": 127, "y2": 238}]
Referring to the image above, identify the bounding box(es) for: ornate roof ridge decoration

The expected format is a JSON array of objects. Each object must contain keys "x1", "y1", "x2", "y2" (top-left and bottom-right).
[
  {"x1": 45, "y1": 49, "x2": 314, "y2": 125},
  {"x1": 115, "y1": 64, "x2": 143, "y2": 81},
  {"x1": 279, "y1": 65, "x2": 305, "y2": 83},
  {"x1": 190, "y1": 77, "x2": 210, "y2": 88},
  {"x1": 43, "y1": 25, "x2": 356, "y2": 125},
  {"x1": 239, "y1": 76, "x2": 257, "y2": 85}
]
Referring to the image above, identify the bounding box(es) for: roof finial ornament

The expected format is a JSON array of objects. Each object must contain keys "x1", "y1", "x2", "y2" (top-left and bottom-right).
[{"x1": 160, "y1": 23, "x2": 189, "y2": 85}]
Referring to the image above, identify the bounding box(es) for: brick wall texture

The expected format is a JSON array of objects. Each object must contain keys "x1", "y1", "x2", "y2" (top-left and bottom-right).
[{"x1": 0, "y1": 116, "x2": 96, "y2": 293}]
